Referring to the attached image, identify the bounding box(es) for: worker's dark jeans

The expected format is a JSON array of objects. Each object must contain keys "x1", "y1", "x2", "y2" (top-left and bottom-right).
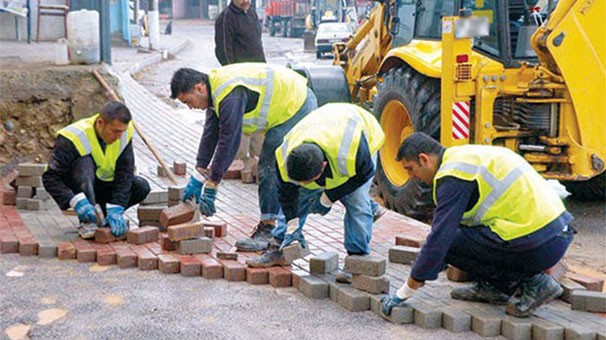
[
  {"x1": 445, "y1": 226, "x2": 574, "y2": 294},
  {"x1": 67, "y1": 156, "x2": 150, "y2": 215}
]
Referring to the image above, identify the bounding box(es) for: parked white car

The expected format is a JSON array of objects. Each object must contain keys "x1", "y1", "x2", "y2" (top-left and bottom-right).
[{"x1": 315, "y1": 22, "x2": 353, "y2": 59}]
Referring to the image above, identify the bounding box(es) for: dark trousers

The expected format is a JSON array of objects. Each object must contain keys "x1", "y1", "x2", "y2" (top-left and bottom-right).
[
  {"x1": 67, "y1": 156, "x2": 150, "y2": 215},
  {"x1": 445, "y1": 227, "x2": 574, "y2": 294}
]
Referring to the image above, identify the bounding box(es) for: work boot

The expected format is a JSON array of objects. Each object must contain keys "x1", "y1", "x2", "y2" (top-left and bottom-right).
[
  {"x1": 77, "y1": 222, "x2": 98, "y2": 240},
  {"x1": 373, "y1": 207, "x2": 386, "y2": 222},
  {"x1": 335, "y1": 270, "x2": 353, "y2": 284},
  {"x1": 451, "y1": 281, "x2": 511, "y2": 305},
  {"x1": 246, "y1": 244, "x2": 287, "y2": 268},
  {"x1": 506, "y1": 273, "x2": 563, "y2": 318},
  {"x1": 235, "y1": 222, "x2": 274, "y2": 252}
]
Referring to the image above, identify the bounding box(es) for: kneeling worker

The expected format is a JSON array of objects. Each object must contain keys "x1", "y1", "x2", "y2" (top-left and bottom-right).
[
  {"x1": 382, "y1": 132, "x2": 574, "y2": 318},
  {"x1": 43, "y1": 101, "x2": 151, "y2": 239},
  {"x1": 247, "y1": 103, "x2": 386, "y2": 283}
]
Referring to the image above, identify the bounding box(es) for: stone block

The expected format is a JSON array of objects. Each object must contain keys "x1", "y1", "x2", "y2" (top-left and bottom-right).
[
  {"x1": 268, "y1": 266, "x2": 292, "y2": 287},
  {"x1": 337, "y1": 286, "x2": 370, "y2": 312},
  {"x1": 351, "y1": 274, "x2": 390, "y2": 294},
  {"x1": 203, "y1": 221, "x2": 227, "y2": 237},
  {"x1": 447, "y1": 266, "x2": 473, "y2": 282},
  {"x1": 502, "y1": 317, "x2": 532, "y2": 340},
  {"x1": 2, "y1": 190, "x2": 16, "y2": 205},
  {"x1": 571, "y1": 290, "x2": 606, "y2": 313},
  {"x1": 370, "y1": 296, "x2": 414, "y2": 324},
  {"x1": 329, "y1": 281, "x2": 348, "y2": 303},
  {"x1": 395, "y1": 235, "x2": 426, "y2": 248},
  {"x1": 137, "y1": 205, "x2": 165, "y2": 222},
  {"x1": 95, "y1": 228, "x2": 126, "y2": 243},
  {"x1": 141, "y1": 190, "x2": 168, "y2": 205},
  {"x1": 216, "y1": 251, "x2": 238, "y2": 260},
  {"x1": 343, "y1": 255, "x2": 386, "y2": 276},
  {"x1": 57, "y1": 242, "x2": 76, "y2": 260},
  {"x1": 160, "y1": 233, "x2": 178, "y2": 251},
  {"x1": 17, "y1": 163, "x2": 47, "y2": 177},
  {"x1": 168, "y1": 199, "x2": 180, "y2": 207},
  {"x1": 309, "y1": 252, "x2": 338, "y2": 274},
  {"x1": 283, "y1": 243, "x2": 310, "y2": 263},
  {"x1": 441, "y1": 307, "x2": 471, "y2": 333},
  {"x1": 470, "y1": 310, "x2": 501, "y2": 337},
  {"x1": 37, "y1": 242, "x2": 57, "y2": 258},
  {"x1": 16, "y1": 186, "x2": 33, "y2": 198},
  {"x1": 158, "y1": 254, "x2": 180, "y2": 274},
  {"x1": 26, "y1": 198, "x2": 51, "y2": 211},
  {"x1": 173, "y1": 161, "x2": 187, "y2": 176},
  {"x1": 222, "y1": 260, "x2": 246, "y2": 282},
  {"x1": 19, "y1": 238, "x2": 38, "y2": 256},
  {"x1": 388, "y1": 245, "x2": 419, "y2": 265},
  {"x1": 127, "y1": 226, "x2": 160, "y2": 245},
  {"x1": 160, "y1": 201, "x2": 196, "y2": 228},
  {"x1": 179, "y1": 255, "x2": 202, "y2": 276},
  {"x1": 167, "y1": 221, "x2": 204, "y2": 241},
  {"x1": 560, "y1": 278, "x2": 586, "y2": 303},
  {"x1": 566, "y1": 272, "x2": 605, "y2": 292},
  {"x1": 245, "y1": 268, "x2": 268, "y2": 285},
  {"x1": 413, "y1": 303, "x2": 442, "y2": 329},
  {"x1": 531, "y1": 320, "x2": 564, "y2": 340},
  {"x1": 157, "y1": 165, "x2": 168, "y2": 177},
  {"x1": 16, "y1": 176, "x2": 43, "y2": 188},
  {"x1": 546, "y1": 260, "x2": 569, "y2": 283},
  {"x1": 199, "y1": 256, "x2": 223, "y2": 279},
  {"x1": 168, "y1": 186, "x2": 185, "y2": 201},
  {"x1": 564, "y1": 326, "x2": 596, "y2": 340},
  {"x1": 134, "y1": 247, "x2": 158, "y2": 270},
  {"x1": 204, "y1": 227, "x2": 215, "y2": 239},
  {"x1": 15, "y1": 198, "x2": 28, "y2": 209},
  {"x1": 34, "y1": 188, "x2": 50, "y2": 200},
  {"x1": 177, "y1": 237, "x2": 213, "y2": 254},
  {"x1": 298, "y1": 275, "x2": 329, "y2": 299}
]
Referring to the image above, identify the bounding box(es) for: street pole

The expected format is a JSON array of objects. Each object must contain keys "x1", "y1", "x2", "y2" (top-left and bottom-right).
[{"x1": 148, "y1": 0, "x2": 160, "y2": 50}]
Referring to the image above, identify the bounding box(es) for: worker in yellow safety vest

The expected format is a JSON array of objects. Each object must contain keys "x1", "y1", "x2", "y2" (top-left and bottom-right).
[
  {"x1": 381, "y1": 132, "x2": 574, "y2": 318},
  {"x1": 43, "y1": 101, "x2": 150, "y2": 239},
  {"x1": 169, "y1": 64, "x2": 317, "y2": 253},
  {"x1": 246, "y1": 104, "x2": 386, "y2": 281}
]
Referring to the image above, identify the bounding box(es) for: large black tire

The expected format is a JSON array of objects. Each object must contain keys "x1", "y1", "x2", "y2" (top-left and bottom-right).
[
  {"x1": 373, "y1": 66, "x2": 441, "y2": 222},
  {"x1": 563, "y1": 172, "x2": 606, "y2": 201}
]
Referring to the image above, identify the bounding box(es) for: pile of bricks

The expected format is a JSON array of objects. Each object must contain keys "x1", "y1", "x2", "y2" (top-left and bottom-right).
[
  {"x1": 137, "y1": 189, "x2": 169, "y2": 229},
  {"x1": 14, "y1": 163, "x2": 56, "y2": 211}
]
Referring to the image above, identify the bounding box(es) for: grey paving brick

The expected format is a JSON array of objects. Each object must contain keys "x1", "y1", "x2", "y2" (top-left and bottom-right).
[
  {"x1": 309, "y1": 252, "x2": 338, "y2": 274},
  {"x1": 344, "y1": 255, "x2": 386, "y2": 276},
  {"x1": 177, "y1": 237, "x2": 213, "y2": 254},
  {"x1": 17, "y1": 163, "x2": 47, "y2": 177},
  {"x1": 390, "y1": 305, "x2": 414, "y2": 324},
  {"x1": 351, "y1": 274, "x2": 390, "y2": 294},
  {"x1": 336, "y1": 286, "x2": 370, "y2": 312},
  {"x1": 502, "y1": 317, "x2": 532, "y2": 340},
  {"x1": 441, "y1": 307, "x2": 471, "y2": 333},
  {"x1": 38, "y1": 242, "x2": 58, "y2": 258},
  {"x1": 571, "y1": 290, "x2": 606, "y2": 313},
  {"x1": 597, "y1": 333, "x2": 606, "y2": 340},
  {"x1": 388, "y1": 246, "x2": 420, "y2": 265},
  {"x1": 469, "y1": 309, "x2": 502, "y2": 337},
  {"x1": 137, "y1": 205, "x2": 165, "y2": 221},
  {"x1": 532, "y1": 319, "x2": 564, "y2": 340},
  {"x1": 17, "y1": 186, "x2": 33, "y2": 198},
  {"x1": 411, "y1": 302, "x2": 442, "y2": 329},
  {"x1": 370, "y1": 294, "x2": 382, "y2": 314},
  {"x1": 141, "y1": 190, "x2": 168, "y2": 205},
  {"x1": 298, "y1": 275, "x2": 329, "y2": 299},
  {"x1": 168, "y1": 186, "x2": 185, "y2": 201},
  {"x1": 34, "y1": 188, "x2": 50, "y2": 200},
  {"x1": 564, "y1": 326, "x2": 597, "y2": 340},
  {"x1": 560, "y1": 278, "x2": 587, "y2": 304},
  {"x1": 16, "y1": 176, "x2": 43, "y2": 188},
  {"x1": 282, "y1": 243, "x2": 310, "y2": 263},
  {"x1": 16, "y1": 197, "x2": 28, "y2": 209}
]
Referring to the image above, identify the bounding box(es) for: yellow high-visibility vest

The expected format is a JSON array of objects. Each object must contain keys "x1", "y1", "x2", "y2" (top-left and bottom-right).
[
  {"x1": 57, "y1": 114, "x2": 134, "y2": 182},
  {"x1": 276, "y1": 103, "x2": 385, "y2": 190},
  {"x1": 434, "y1": 145, "x2": 566, "y2": 241},
  {"x1": 209, "y1": 63, "x2": 309, "y2": 134}
]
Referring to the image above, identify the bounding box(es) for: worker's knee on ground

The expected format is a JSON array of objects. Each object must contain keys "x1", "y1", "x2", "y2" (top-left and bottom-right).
[{"x1": 130, "y1": 176, "x2": 151, "y2": 206}]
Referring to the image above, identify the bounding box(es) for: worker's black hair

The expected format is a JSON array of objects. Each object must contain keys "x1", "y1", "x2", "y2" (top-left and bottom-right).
[
  {"x1": 170, "y1": 68, "x2": 209, "y2": 99},
  {"x1": 396, "y1": 132, "x2": 444, "y2": 162},
  {"x1": 287, "y1": 143, "x2": 325, "y2": 182},
  {"x1": 99, "y1": 101, "x2": 131, "y2": 124}
]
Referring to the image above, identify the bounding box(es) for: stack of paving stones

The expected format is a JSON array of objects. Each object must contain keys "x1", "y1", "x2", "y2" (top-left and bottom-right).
[
  {"x1": 167, "y1": 186, "x2": 184, "y2": 207},
  {"x1": 137, "y1": 189, "x2": 169, "y2": 229},
  {"x1": 14, "y1": 163, "x2": 56, "y2": 211}
]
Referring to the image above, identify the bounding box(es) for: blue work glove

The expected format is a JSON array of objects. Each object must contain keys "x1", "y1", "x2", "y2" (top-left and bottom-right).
[
  {"x1": 106, "y1": 204, "x2": 127, "y2": 237},
  {"x1": 381, "y1": 295, "x2": 406, "y2": 316},
  {"x1": 70, "y1": 193, "x2": 97, "y2": 223},
  {"x1": 198, "y1": 186, "x2": 217, "y2": 217},
  {"x1": 279, "y1": 218, "x2": 308, "y2": 250},
  {"x1": 311, "y1": 192, "x2": 332, "y2": 216},
  {"x1": 182, "y1": 170, "x2": 206, "y2": 203}
]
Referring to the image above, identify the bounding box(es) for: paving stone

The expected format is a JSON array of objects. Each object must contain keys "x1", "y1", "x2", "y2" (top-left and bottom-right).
[
  {"x1": 532, "y1": 319, "x2": 564, "y2": 340},
  {"x1": 395, "y1": 235, "x2": 426, "y2": 248},
  {"x1": 57, "y1": 242, "x2": 76, "y2": 260},
  {"x1": 502, "y1": 317, "x2": 532, "y2": 340},
  {"x1": 173, "y1": 161, "x2": 187, "y2": 176},
  {"x1": 17, "y1": 163, "x2": 47, "y2": 177},
  {"x1": 168, "y1": 186, "x2": 185, "y2": 201},
  {"x1": 267, "y1": 266, "x2": 292, "y2": 287},
  {"x1": 177, "y1": 237, "x2": 213, "y2": 254},
  {"x1": 298, "y1": 275, "x2": 329, "y2": 299},
  {"x1": 160, "y1": 201, "x2": 196, "y2": 228},
  {"x1": 203, "y1": 227, "x2": 215, "y2": 239},
  {"x1": 203, "y1": 221, "x2": 227, "y2": 237},
  {"x1": 571, "y1": 290, "x2": 606, "y2": 313},
  {"x1": 447, "y1": 266, "x2": 473, "y2": 282},
  {"x1": 309, "y1": 252, "x2": 338, "y2": 274},
  {"x1": 344, "y1": 255, "x2": 386, "y2": 276},
  {"x1": 245, "y1": 267, "x2": 268, "y2": 285},
  {"x1": 18, "y1": 238, "x2": 38, "y2": 256},
  {"x1": 37, "y1": 242, "x2": 57, "y2": 258},
  {"x1": 412, "y1": 303, "x2": 442, "y2": 329},
  {"x1": 564, "y1": 326, "x2": 597, "y2": 340},
  {"x1": 441, "y1": 307, "x2": 471, "y2": 333},
  {"x1": 137, "y1": 205, "x2": 165, "y2": 222},
  {"x1": 560, "y1": 278, "x2": 587, "y2": 304},
  {"x1": 16, "y1": 186, "x2": 33, "y2": 198},
  {"x1": 336, "y1": 286, "x2": 370, "y2": 312},
  {"x1": 16, "y1": 176, "x2": 43, "y2": 188},
  {"x1": 2, "y1": 190, "x2": 16, "y2": 205},
  {"x1": 566, "y1": 272, "x2": 605, "y2": 292},
  {"x1": 95, "y1": 247, "x2": 117, "y2": 266},
  {"x1": 134, "y1": 246, "x2": 158, "y2": 270},
  {"x1": 158, "y1": 254, "x2": 180, "y2": 274},
  {"x1": 470, "y1": 309, "x2": 502, "y2": 337},
  {"x1": 34, "y1": 188, "x2": 50, "y2": 200},
  {"x1": 351, "y1": 274, "x2": 390, "y2": 294},
  {"x1": 157, "y1": 165, "x2": 168, "y2": 177},
  {"x1": 26, "y1": 198, "x2": 52, "y2": 211},
  {"x1": 179, "y1": 255, "x2": 202, "y2": 276},
  {"x1": 216, "y1": 251, "x2": 238, "y2": 260},
  {"x1": 370, "y1": 295, "x2": 414, "y2": 324},
  {"x1": 72, "y1": 240, "x2": 96, "y2": 262},
  {"x1": 139, "y1": 220, "x2": 165, "y2": 231},
  {"x1": 168, "y1": 199, "x2": 180, "y2": 207},
  {"x1": 95, "y1": 228, "x2": 126, "y2": 243},
  {"x1": 546, "y1": 260, "x2": 569, "y2": 283},
  {"x1": 127, "y1": 226, "x2": 159, "y2": 245},
  {"x1": 112, "y1": 244, "x2": 137, "y2": 268},
  {"x1": 197, "y1": 255, "x2": 223, "y2": 279},
  {"x1": 16, "y1": 198, "x2": 28, "y2": 210},
  {"x1": 222, "y1": 260, "x2": 246, "y2": 282},
  {"x1": 291, "y1": 269, "x2": 308, "y2": 289},
  {"x1": 167, "y1": 221, "x2": 204, "y2": 241},
  {"x1": 283, "y1": 243, "x2": 310, "y2": 263},
  {"x1": 388, "y1": 245, "x2": 419, "y2": 265},
  {"x1": 329, "y1": 281, "x2": 348, "y2": 303},
  {"x1": 160, "y1": 233, "x2": 178, "y2": 251},
  {"x1": 141, "y1": 190, "x2": 168, "y2": 205}
]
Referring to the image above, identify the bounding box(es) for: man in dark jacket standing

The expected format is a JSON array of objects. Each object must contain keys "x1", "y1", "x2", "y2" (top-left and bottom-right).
[{"x1": 214, "y1": 0, "x2": 266, "y2": 65}]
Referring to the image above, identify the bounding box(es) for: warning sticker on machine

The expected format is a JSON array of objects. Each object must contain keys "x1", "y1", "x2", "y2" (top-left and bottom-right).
[{"x1": 442, "y1": 21, "x2": 453, "y2": 34}]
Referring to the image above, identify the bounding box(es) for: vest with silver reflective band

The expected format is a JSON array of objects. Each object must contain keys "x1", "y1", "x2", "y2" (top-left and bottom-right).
[
  {"x1": 276, "y1": 103, "x2": 385, "y2": 190},
  {"x1": 209, "y1": 63, "x2": 309, "y2": 135},
  {"x1": 57, "y1": 114, "x2": 135, "y2": 182},
  {"x1": 433, "y1": 145, "x2": 566, "y2": 241}
]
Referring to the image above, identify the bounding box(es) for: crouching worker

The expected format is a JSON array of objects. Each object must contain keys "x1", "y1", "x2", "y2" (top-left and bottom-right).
[
  {"x1": 43, "y1": 101, "x2": 151, "y2": 239},
  {"x1": 247, "y1": 103, "x2": 386, "y2": 283},
  {"x1": 381, "y1": 132, "x2": 574, "y2": 318}
]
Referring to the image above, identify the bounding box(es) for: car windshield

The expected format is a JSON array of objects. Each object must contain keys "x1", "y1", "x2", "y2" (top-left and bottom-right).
[{"x1": 318, "y1": 23, "x2": 351, "y2": 33}]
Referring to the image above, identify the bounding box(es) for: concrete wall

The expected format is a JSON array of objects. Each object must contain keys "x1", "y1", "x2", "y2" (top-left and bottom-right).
[{"x1": 172, "y1": 0, "x2": 187, "y2": 19}]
